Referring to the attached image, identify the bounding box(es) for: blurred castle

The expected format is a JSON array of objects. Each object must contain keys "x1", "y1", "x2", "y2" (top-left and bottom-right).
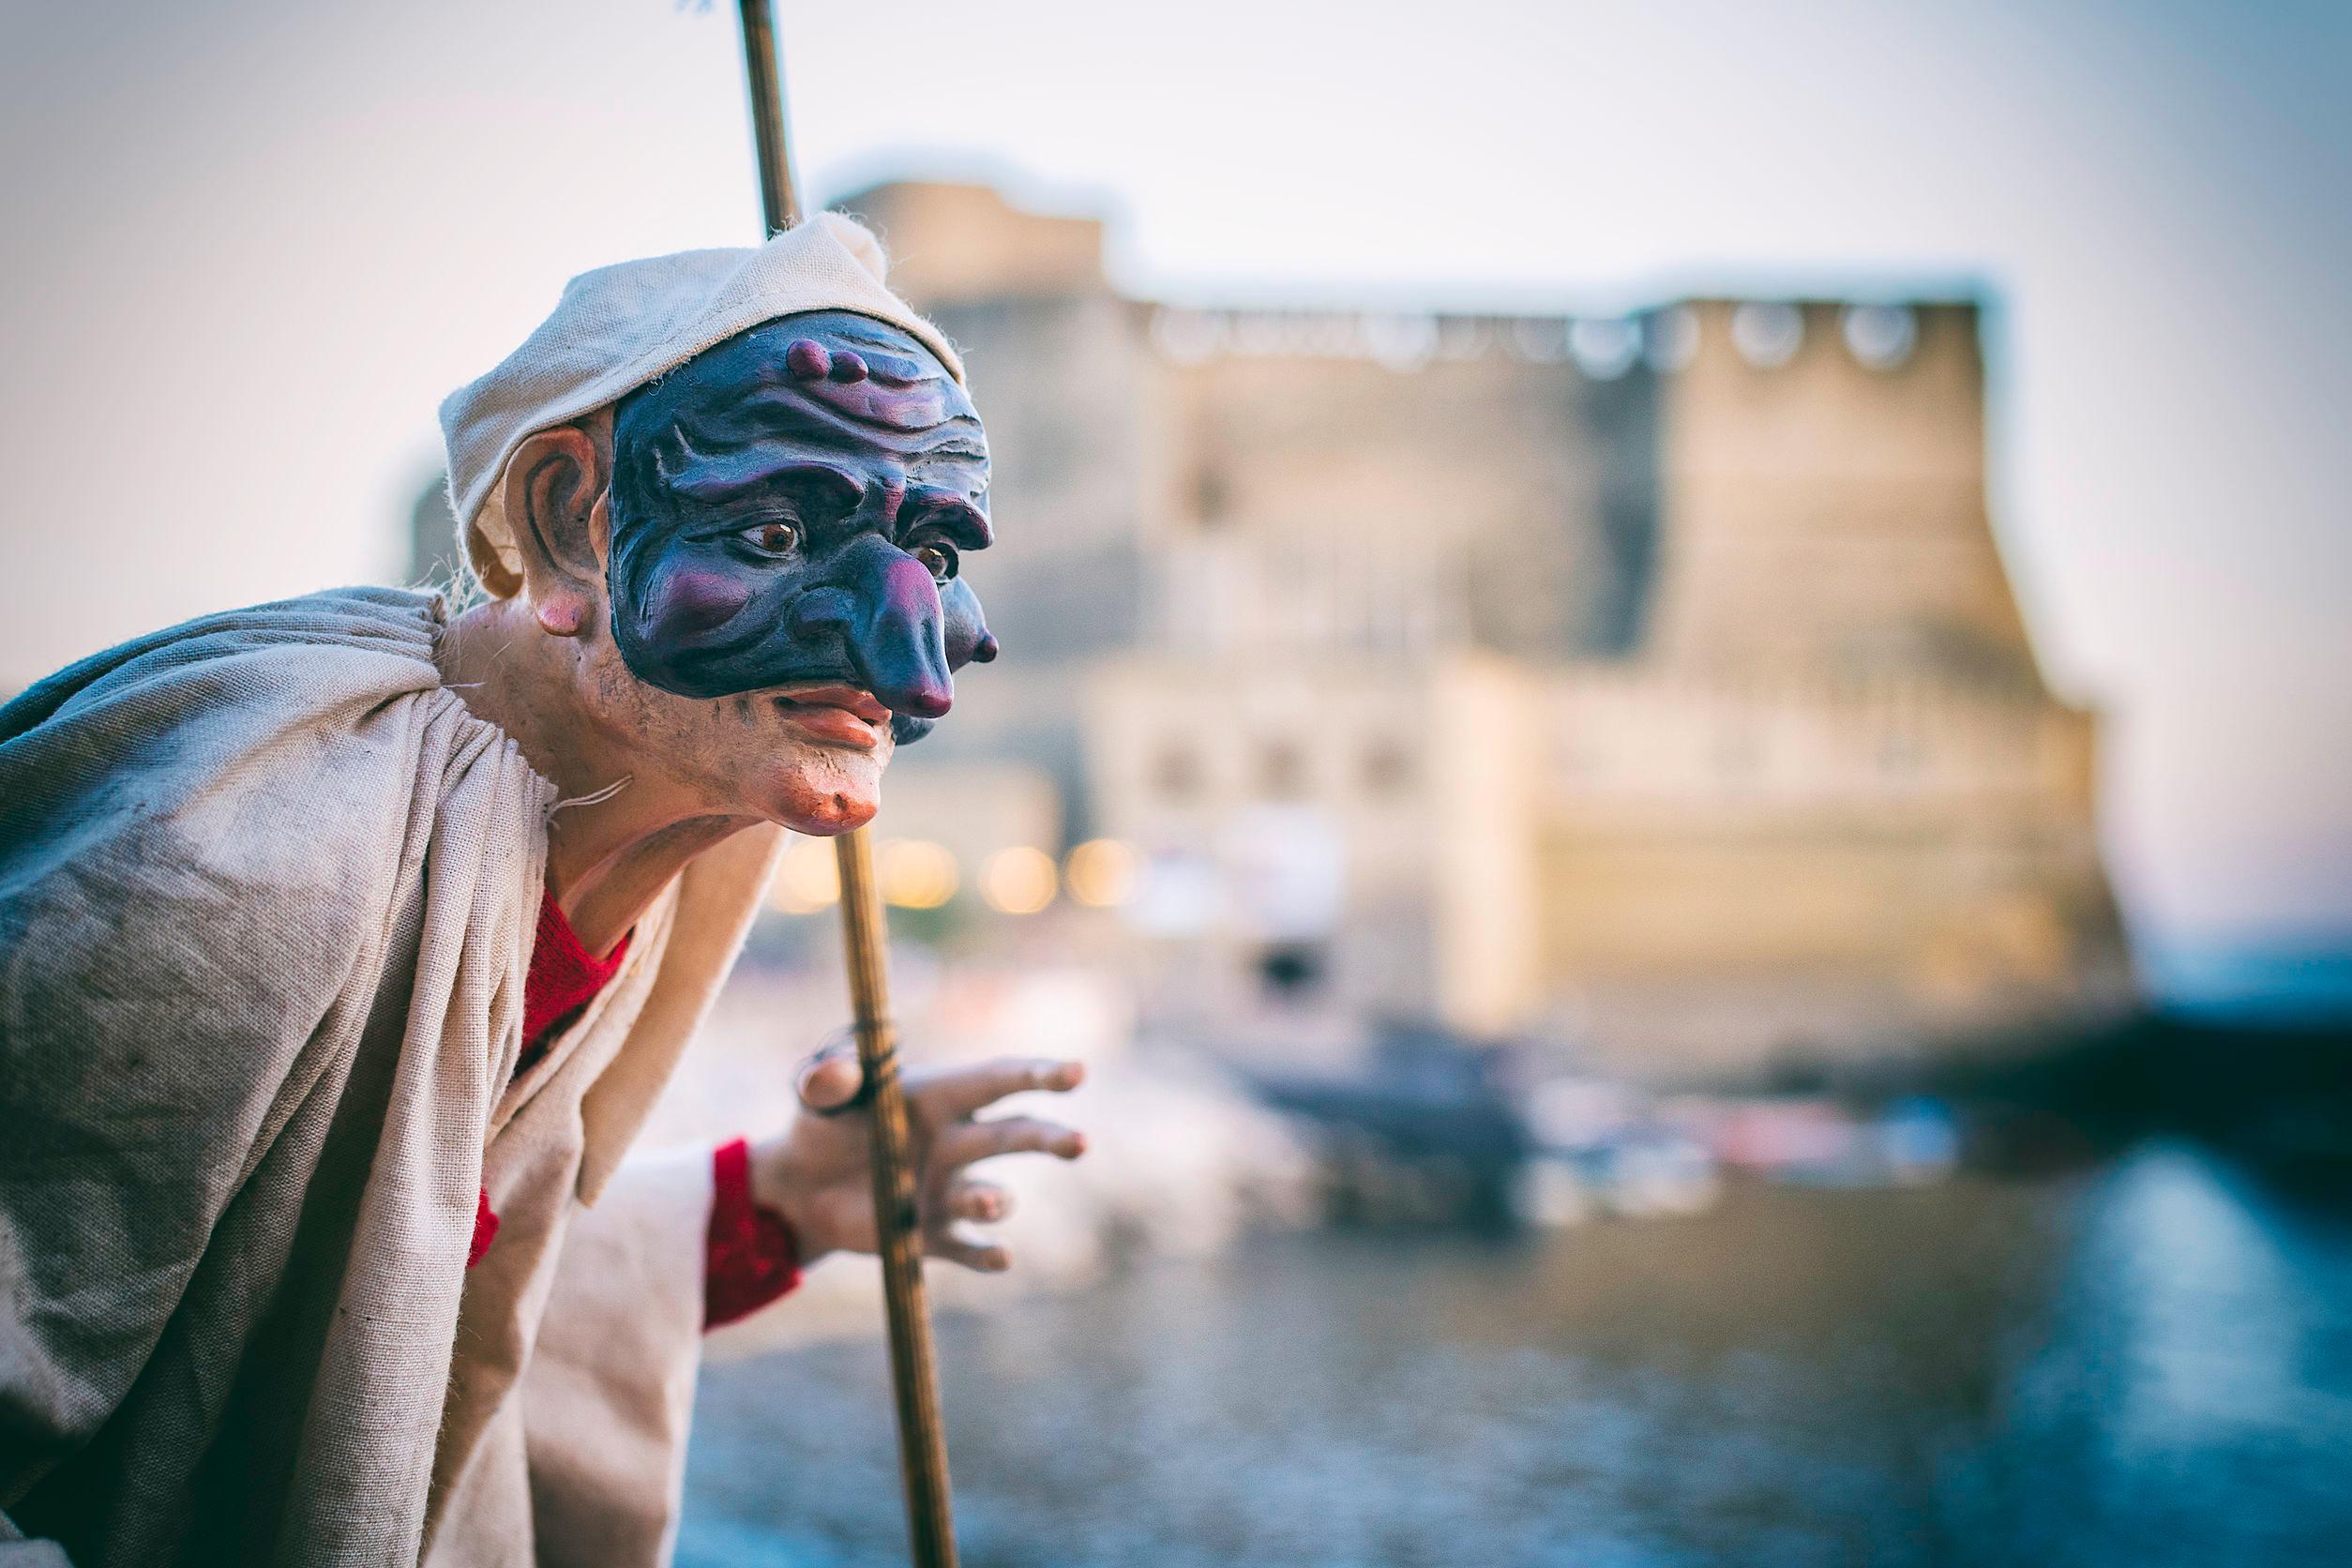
[
  {"x1": 414, "y1": 180, "x2": 2135, "y2": 1084},
  {"x1": 852, "y1": 179, "x2": 2134, "y2": 1083}
]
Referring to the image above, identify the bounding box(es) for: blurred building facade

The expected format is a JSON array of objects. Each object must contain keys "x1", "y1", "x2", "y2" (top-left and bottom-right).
[{"x1": 838, "y1": 180, "x2": 2133, "y2": 1084}]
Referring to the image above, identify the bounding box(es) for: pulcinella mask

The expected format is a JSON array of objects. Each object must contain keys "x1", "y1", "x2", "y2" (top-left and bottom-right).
[{"x1": 607, "y1": 309, "x2": 997, "y2": 746}]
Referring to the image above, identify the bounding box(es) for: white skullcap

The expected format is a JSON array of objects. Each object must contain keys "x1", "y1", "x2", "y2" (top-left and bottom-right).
[{"x1": 439, "y1": 212, "x2": 962, "y2": 596}]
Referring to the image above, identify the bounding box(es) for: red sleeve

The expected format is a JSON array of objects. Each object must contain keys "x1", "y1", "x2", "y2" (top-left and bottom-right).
[{"x1": 704, "y1": 1136, "x2": 803, "y2": 1329}]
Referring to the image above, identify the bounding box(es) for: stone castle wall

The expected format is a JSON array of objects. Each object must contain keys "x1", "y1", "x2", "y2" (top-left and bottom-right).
[
  {"x1": 1536, "y1": 668, "x2": 2128, "y2": 1080},
  {"x1": 839, "y1": 180, "x2": 2132, "y2": 1082}
]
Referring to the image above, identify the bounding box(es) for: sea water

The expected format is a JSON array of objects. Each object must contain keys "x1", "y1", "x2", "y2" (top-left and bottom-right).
[{"x1": 680, "y1": 1140, "x2": 2352, "y2": 1567}]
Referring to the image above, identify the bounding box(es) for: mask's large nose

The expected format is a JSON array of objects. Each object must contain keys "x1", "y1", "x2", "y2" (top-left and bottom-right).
[{"x1": 788, "y1": 535, "x2": 955, "y2": 720}]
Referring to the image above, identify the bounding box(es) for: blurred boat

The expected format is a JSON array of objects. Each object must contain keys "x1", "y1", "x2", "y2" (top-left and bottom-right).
[
  {"x1": 1242, "y1": 1022, "x2": 1966, "y2": 1228},
  {"x1": 1673, "y1": 1093, "x2": 1959, "y2": 1186},
  {"x1": 1244, "y1": 1023, "x2": 1530, "y2": 1228},
  {"x1": 1518, "y1": 1075, "x2": 1720, "y2": 1221}
]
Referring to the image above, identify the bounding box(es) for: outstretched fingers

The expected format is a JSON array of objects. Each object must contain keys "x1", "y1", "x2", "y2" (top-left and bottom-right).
[
  {"x1": 792, "y1": 1047, "x2": 1087, "y2": 1274},
  {"x1": 927, "y1": 1181, "x2": 1016, "y2": 1273},
  {"x1": 931, "y1": 1234, "x2": 1013, "y2": 1274},
  {"x1": 931, "y1": 1114, "x2": 1087, "y2": 1172},
  {"x1": 915, "y1": 1057, "x2": 1085, "y2": 1126},
  {"x1": 942, "y1": 1178, "x2": 1014, "y2": 1224}
]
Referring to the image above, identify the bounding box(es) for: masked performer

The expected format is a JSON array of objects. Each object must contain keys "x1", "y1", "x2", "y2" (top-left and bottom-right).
[{"x1": 0, "y1": 215, "x2": 1084, "y2": 1567}]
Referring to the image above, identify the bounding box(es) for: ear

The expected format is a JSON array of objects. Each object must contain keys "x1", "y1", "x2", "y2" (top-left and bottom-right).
[{"x1": 503, "y1": 420, "x2": 611, "y2": 639}]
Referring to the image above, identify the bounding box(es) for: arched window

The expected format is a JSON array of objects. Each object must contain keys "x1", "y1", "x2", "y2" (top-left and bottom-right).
[{"x1": 1154, "y1": 741, "x2": 1203, "y2": 803}]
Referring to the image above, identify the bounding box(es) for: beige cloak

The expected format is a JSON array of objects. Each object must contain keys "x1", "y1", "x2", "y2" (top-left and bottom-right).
[{"x1": 0, "y1": 587, "x2": 784, "y2": 1566}]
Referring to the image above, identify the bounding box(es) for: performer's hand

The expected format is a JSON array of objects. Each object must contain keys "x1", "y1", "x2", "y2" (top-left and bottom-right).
[{"x1": 751, "y1": 1049, "x2": 1087, "y2": 1271}]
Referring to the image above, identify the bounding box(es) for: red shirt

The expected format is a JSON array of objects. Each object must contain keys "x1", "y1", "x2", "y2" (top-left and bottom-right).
[
  {"x1": 517, "y1": 890, "x2": 633, "y2": 1076},
  {"x1": 467, "y1": 890, "x2": 802, "y2": 1328}
]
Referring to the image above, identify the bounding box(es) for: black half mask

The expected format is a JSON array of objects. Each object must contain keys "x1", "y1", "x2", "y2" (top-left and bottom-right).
[{"x1": 606, "y1": 310, "x2": 997, "y2": 744}]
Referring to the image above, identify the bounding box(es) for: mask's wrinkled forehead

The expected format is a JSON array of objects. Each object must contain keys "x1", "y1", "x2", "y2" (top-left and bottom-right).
[{"x1": 616, "y1": 310, "x2": 988, "y2": 505}]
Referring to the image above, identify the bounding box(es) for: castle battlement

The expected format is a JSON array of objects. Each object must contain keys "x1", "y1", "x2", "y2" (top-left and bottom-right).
[
  {"x1": 1144, "y1": 299, "x2": 1968, "y2": 385},
  {"x1": 835, "y1": 178, "x2": 2128, "y2": 1081}
]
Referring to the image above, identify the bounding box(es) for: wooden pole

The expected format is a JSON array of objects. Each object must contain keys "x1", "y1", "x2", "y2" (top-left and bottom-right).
[
  {"x1": 834, "y1": 828, "x2": 959, "y2": 1568},
  {"x1": 731, "y1": 5, "x2": 959, "y2": 1564},
  {"x1": 733, "y1": 0, "x2": 800, "y2": 234}
]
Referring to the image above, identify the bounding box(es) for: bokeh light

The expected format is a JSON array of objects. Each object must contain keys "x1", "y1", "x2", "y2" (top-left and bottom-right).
[
  {"x1": 880, "y1": 838, "x2": 958, "y2": 910},
  {"x1": 981, "y1": 845, "x2": 1057, "y2": 914},
  {"x1": 768, "y1": 836, "x2": 840, "y2": 913},
  {"x1": 1064, "y1": 838, "x2": 1140, "y2": 908}
]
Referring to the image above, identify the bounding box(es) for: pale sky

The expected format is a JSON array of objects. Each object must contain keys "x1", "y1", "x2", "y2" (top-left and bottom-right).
[{"x1": 1, "y1": 0, "x2": 2345, "y2": 954}]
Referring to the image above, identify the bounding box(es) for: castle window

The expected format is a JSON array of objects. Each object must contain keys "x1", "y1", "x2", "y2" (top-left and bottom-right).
[
  {"x1": 1731, "y1": 302, "x2": 1804, "y2": 369},
  {"x1": 1362, "y1": 738, "x2": 1415, "y2": 797},
  {"x1": 1261, "y1": 741, "x2": 1307, "y2": 800},
  {"x1": 1569, "y1": 317, "x2": 1642, "y2": 381},
  {"x1": 1192, "y1": 460, "x2": 1230, "y2": 529},
  {"x1": 1154, "y1": 741, "x2": 1204, "y2": 803},
  {"x1": 1843, "y1": 305, "x2": 1917, "y2": 370}
]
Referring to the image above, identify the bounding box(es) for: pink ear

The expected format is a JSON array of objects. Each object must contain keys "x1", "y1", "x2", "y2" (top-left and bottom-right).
[
  {"x1": 535, "y1": 590, "x2": 591, "y2": 638},
  {"x1": 785, "y1": 339, "x2": 832, "y2": 380}
]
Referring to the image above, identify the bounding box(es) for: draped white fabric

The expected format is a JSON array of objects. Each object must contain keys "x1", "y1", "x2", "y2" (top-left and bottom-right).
[{"x1": 0, "y1": 589, "x2": 781, "y2": 1565}]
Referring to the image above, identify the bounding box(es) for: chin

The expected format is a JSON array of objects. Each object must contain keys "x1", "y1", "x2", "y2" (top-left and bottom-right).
[{"x1": 759, "y1": 740, "x2": 886, "y2": 836}]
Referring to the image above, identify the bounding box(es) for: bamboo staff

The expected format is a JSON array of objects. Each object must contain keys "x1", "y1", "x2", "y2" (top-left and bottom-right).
[{"x1": 731, "y1": 5, "x2": 959, "y2": 1564}]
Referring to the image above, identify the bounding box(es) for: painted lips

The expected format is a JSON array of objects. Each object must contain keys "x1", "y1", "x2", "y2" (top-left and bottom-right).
[{"x1": 771, "y1": 684, "x2": 891, "y2": 750}]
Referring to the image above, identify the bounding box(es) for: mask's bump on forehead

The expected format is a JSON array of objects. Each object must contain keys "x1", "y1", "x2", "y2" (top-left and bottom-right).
[
  {"x1": 828, "y1": 350, "x2": 869, "y2": 384},
  {"x1": 785, "y1": 339, "x2": 832, "y2": 381}
]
